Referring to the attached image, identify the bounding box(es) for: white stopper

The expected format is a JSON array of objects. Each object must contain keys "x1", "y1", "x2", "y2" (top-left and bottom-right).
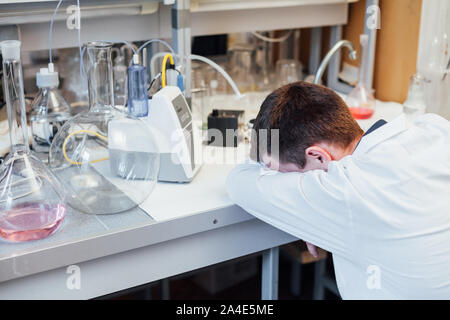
[
  {"x1": 0, "y1": 40, "x2": 21, "y2": 61},
  {"x1": 132, "y1": 54, "x2": 139, "y2": 65},
  {"x1": 36, "y1": 63, "x2": 59, "y2": 88}
]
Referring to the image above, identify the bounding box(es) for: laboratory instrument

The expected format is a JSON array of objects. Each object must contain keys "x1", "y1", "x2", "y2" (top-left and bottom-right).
[
  {"x1": 30, "y1": 63, "x2": 71, "y2": 162},
  {"x1": 345, "y1": 34, "x2": 376, "y2": 119},
  {"x1": 0, "y1": 40, "x2": 66, "y2": 242},
  {"x1": 207, "y1": 109, "x2": 244, "y2": 147},
  {"x1": 403, "y1": 74, "x2": 427, "y2": 119},
  {"x1": 127, "y1": 54, "x2": 149, "y2": 117},
  {"x1": 146, "y1": 86, "x2": 202, "y2": 183},
  {"x1": 150, "y1": 52, "x2": 244, "y2": 134},
  {"x1": 48, "y1": 41, "x2": 159, "y2": 215}
]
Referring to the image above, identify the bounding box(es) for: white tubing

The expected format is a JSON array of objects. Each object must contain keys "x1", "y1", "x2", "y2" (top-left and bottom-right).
[
  {"x1": 128, "y1": 39, "x2": 175, "y2": 68},
  {"x1": 251, "y1": 30, "x2": 293, "y2": 43},
  {"x1": 150, "y1": 52, "x2": 243, "y2": 98},
  {"x1": 138, "y1": 39, "x2": 175, "y2": 55},
  {"x1": 191, "y1": 54, "x2": 243, "y2": 98},
  {"x1": 49, "y1": 0, "x2": 63, "y2": 64}
]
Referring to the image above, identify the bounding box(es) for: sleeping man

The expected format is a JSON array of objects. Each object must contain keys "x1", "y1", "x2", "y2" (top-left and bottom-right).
[{"x1": 226, "y1": 81, "x2": 450, "y2": 299}]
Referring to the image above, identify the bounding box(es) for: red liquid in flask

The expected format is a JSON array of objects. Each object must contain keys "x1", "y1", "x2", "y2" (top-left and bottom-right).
[
  {"x1": 349, "y1": 106, "x2": 374, "y2": 119},
  {"x1": 0, "y1": 203, "x2": 66, "y2": 242}
]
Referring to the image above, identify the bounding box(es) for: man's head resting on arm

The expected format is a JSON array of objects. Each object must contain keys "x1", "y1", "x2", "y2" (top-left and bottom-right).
[{"x1": 251, "y1": 81, "x2": 364, "y2": 173}]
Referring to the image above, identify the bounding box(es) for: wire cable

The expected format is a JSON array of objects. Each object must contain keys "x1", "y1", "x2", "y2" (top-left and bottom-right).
[
  {"x1": 62, "y1": 130, "x2": 109, "y2": 165},
  {"x1": 161, "y1": 53, "x2": 174, "y2": 88}
]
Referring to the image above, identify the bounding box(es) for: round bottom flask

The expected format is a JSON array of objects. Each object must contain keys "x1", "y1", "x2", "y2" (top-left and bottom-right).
[
  {"x1": 0, "y1": 40, "x2": 66, "y2": 242},
  {"x1": 48, "y1": 42, "x2": 159, "y2": 215}
]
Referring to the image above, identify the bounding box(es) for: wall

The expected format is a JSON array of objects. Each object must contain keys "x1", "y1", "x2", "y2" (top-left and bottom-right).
[{"x1": 343, "y1": 0, "x2": 423, "y2": 103}]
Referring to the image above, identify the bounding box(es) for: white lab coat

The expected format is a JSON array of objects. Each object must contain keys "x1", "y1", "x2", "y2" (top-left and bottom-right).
[{"x1": 226, "y1": 113, "x2": 450, "y2": 299}]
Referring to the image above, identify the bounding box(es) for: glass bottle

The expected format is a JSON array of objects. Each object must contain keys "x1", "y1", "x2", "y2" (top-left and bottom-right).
[
  {"x1": 403, "y1": 74, "x2": 427, "y2": 120},
  {"x1": 30, "y1": 64, "x2": 71, "y2": 163},
  {"x1": 113, "y1": 55, "x2": 127, "y2": 106},
  {"x1": 346, "y1": 34, "x2": 376, "y2": 119},
  {"x1": 0, "y1": 40, "x2": 66, "y2": 242},
  {"x1": 48, "y1": 41, "x2": 159, "y2": 215},
  {"x1": 127, "y1": 55, "x2": 149, "y2": 117}
]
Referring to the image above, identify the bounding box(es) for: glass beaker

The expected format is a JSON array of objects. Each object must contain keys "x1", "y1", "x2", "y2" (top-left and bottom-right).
[
  {"x1": 0, "y1": 40, "x2": 66, "y2": 242},
  {"x1": 228, "y1": 44, "x2": 256, "y2": 93},
  {"x1": 275, "y1": 59, "x2": 303, "y2": 87},
  {"x1": 403, "y1": 74, "x2": 427, "y2": 120},
  {"x1": 346, "y1": 34, "x2": 376, "y2": 119},
  {"x1": 48, "y1": 41, "x2": 159, "y2": 215}
]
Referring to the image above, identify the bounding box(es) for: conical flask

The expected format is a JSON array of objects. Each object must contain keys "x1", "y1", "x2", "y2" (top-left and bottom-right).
[
  {"x1": 49, "y1": 41, "x2": 159, "y2": 215},
  {"x1": 346, "y1": 34, "x2": 376, "y2": 119},
  {"x1": 0, "y1": 40, "x2": 66, "y2": 242}
]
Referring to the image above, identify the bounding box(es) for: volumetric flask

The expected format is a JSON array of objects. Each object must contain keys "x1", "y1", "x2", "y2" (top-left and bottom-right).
[{"x1": 0, "y1": 40, "x2": 66, "y2": 242}]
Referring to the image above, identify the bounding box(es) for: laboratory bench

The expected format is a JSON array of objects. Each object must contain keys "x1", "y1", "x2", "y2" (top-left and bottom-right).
[{"x1": 0, "y1": 99, "x2": 403, "y2": 300}]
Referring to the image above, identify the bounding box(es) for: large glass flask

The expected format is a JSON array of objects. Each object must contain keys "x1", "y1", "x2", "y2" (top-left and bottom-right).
[
  {"x1": 0, "y1": 40, "x2": 66, "y2": 242},
  {"x1": 48, "y1": 42, "x2": 159, "y2": 215},
  {"x1": 346, "y1": 34, "x2": 376, "y2": 119}
]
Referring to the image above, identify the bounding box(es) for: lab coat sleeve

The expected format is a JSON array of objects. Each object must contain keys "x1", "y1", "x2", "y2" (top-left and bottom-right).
[{"x1": 226, "y1": 161, "x2": 353, "y2": 257}]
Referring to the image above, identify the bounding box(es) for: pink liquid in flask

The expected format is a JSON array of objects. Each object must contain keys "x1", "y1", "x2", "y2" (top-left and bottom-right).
[
  {"x1": 349, "y1": 106, "x2": 374, "y2": 119},
  {"x1": 0, "y1": 203, "x2": 66, "y2": 242}
]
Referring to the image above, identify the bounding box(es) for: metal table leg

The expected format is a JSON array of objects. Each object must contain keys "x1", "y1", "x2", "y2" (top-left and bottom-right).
[{"x1": 261, "y1": 247, "x2": 279, "y2": 300}]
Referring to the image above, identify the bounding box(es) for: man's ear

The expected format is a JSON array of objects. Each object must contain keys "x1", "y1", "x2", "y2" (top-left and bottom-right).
[{"x1": 304, "y1": 146, "x2": 333, "y2": 170}]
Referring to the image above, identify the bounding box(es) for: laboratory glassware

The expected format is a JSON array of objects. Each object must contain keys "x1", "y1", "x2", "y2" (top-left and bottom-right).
[
  {"x1": 275, "y1": 59, "x2": 303, "y2": 87},
  {"x1": 113, "y1": 55, "x2": 127, "y2": 106},
  {"x1": 127, "y1": 55, "x2": 149, "y2": 117},
  {"x1": 345, "y1": 34, "x2": 376, "y2": 119},
  {"x1": 48, "y1": 41, "x2": 159, "y2": 215},
  {"x1": 403, "y1": 74, "x2": 427, "y2": 120},
  {"x1": 417, "y1": 0, "x2": 450, "y2": 119},
  {"x1": 30, "y1": 64, "x2": 71, "y2": 163},
  {"x1": 228, "y1": 44, "x2": 257, "y2": 93},
  {"x1": 0, "y1": 40, "x2": 66, "y2": 242}
]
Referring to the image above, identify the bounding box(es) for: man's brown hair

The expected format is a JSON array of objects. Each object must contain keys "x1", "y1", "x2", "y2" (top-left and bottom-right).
[{"x1": 252, "y1": 81, "x2": 363, "y2": 168}]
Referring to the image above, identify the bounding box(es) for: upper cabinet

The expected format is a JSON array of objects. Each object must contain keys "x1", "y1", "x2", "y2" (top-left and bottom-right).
[{"x1": 0, "y1": 0, "x2": 357, "y2": 50}]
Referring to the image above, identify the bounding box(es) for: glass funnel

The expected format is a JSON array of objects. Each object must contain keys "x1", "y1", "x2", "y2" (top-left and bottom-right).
[
  {"x1": 0, "y1": 40, "x2": 66, "y2": 242},
  {"x1": 346, "y1": 34, "x2": 376, "y2": 119},
  {"x1": 48, "y1": 41, "x2": 159, "y2": 215}
]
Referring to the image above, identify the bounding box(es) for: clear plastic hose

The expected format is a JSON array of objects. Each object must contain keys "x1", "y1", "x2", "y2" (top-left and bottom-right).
[{"x1": 49, "y1": 0, "x2": 64, "y2": 64}]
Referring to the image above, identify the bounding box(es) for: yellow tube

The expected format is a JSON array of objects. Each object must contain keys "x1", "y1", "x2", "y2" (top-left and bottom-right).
[
  {"x1": 161, "y1": 53, "x2": 174, "y2": 88},
  {"x1": 62, "y1": 129, "x2": 109, "y2": 165}
]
